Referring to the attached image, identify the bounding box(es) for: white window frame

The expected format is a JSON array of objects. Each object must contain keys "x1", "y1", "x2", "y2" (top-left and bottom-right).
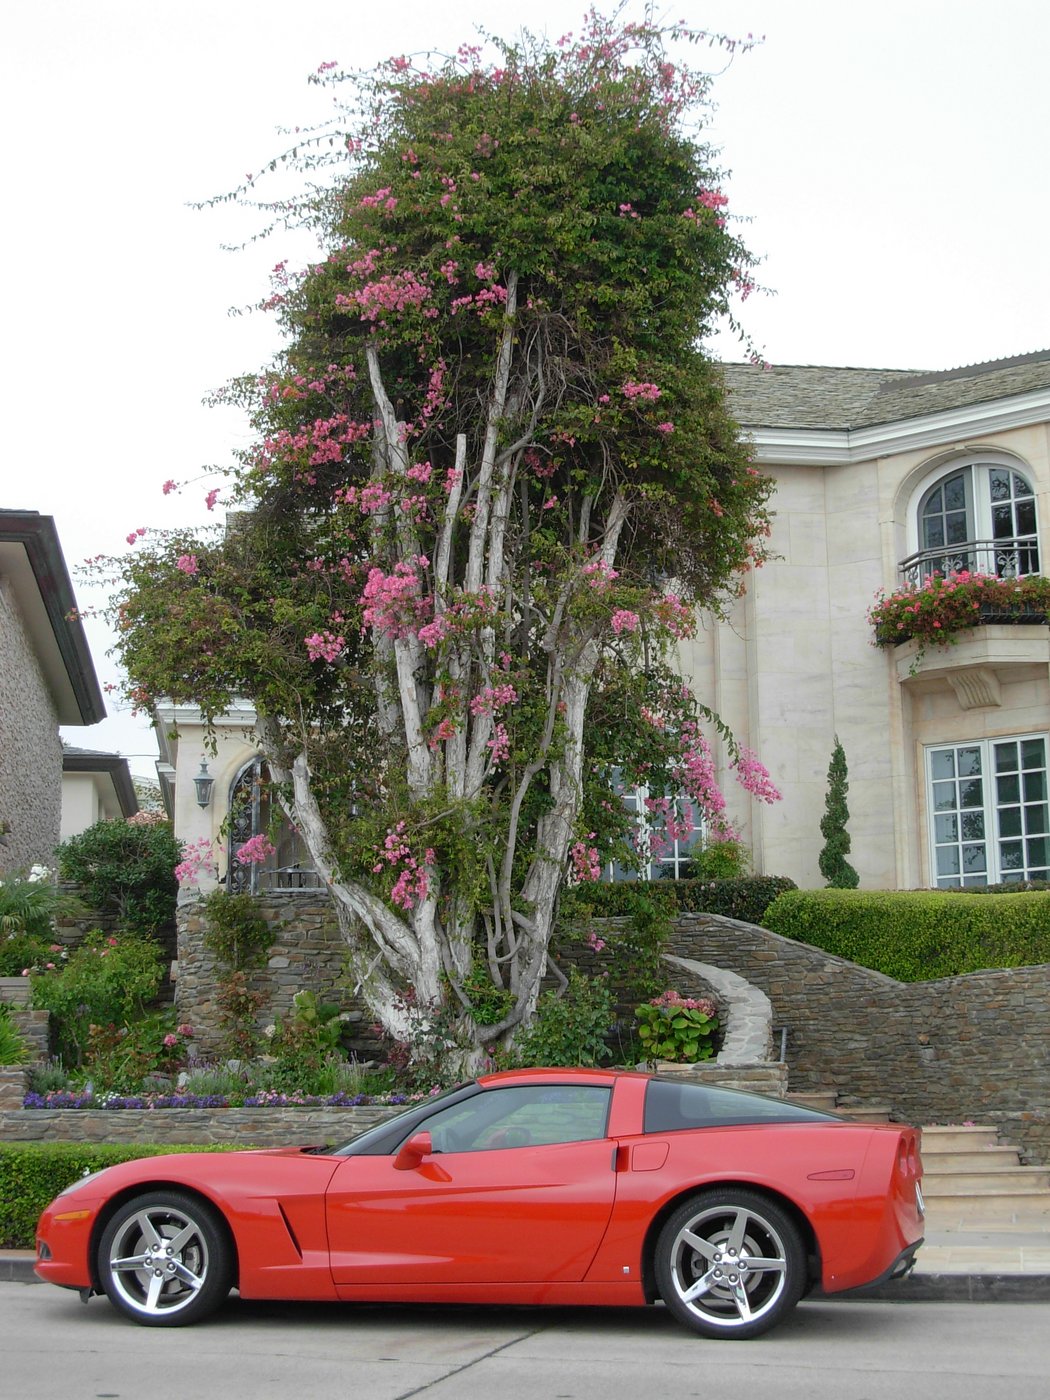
[
  {"x1": 924, "y1": 733, "x2": 1050, "y2": 888},
  {"x1": 907, "y1": 452, "x2": 1039, "y2": 575},
  {"x1": 605, "y1": 782, "x2": 703, "y2": 882}
]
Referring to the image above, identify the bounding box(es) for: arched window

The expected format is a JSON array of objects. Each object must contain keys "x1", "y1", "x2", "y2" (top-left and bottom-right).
[
  {"x1": 227, "y1": 758, "x2": 319, "y2": 893},
  {"x1": 906, "y1": 458, "x2": 1039, "y2": 583}
]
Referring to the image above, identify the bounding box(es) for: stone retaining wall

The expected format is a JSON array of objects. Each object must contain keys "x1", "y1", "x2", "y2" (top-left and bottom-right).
[
  {"x1": 669, "y1": 914, "x2": 1050, "y2": 1163},
  {"x1": 0, "y1": 1104, "x2": 403, "y2": 1146}
]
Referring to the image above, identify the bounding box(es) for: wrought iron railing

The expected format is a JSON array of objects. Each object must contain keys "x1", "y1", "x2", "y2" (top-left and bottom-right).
[{"x1": 897, "y1": 537, "x2": 1039, "y2": 586}]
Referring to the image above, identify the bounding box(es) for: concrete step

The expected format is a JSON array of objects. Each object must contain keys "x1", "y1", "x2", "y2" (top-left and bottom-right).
[
  {"x1": 923, "y1": 1190, "x2": 1050, "y2": 1224},
  {"x1": 921, "y1": 1125, "x2": 1001, "y2": 1151},
  {"x1": 921, "y1": 1146, "x2": 1023, "y2": 1173},
  {"x1": 922, "y1": 1166, "x2": 1050, "y2": 1194}
]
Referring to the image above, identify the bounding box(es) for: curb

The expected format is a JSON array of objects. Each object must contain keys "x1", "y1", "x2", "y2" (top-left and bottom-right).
[{"x1": 3, "y1": 1253, "x2": 1050, "y2": 1300}]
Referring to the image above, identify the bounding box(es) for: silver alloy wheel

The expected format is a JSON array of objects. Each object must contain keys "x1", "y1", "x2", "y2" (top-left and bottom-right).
[
  {"x1": 98, "y1": 1193, "x2": 231, "y2": 1325},
  {"x1": 655, "y1": 1190, "x2": 805, "y2": 1338}
]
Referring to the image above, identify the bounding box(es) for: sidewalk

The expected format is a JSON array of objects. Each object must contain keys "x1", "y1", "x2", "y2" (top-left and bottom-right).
[{"x1": 4, "y1": 1230, "x2": 1050, "y2": 1299}]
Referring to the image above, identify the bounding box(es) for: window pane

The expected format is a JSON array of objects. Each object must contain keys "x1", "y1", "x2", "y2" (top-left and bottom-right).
[
  {"x1": 935, "y1": 814, "x2": 958, "y2": 843},
  {"x1": 925, "y1": 517, "x2": 945, "y2": 548},
  {"x1": 992, "y1": 503, "x2": 1013, "y2": 538},
  {"x1": 1024, "y1": 805, "x2": 1048, "y2": 836},
  {"x1": 1021, "y1": 738, "x2": 1046, "y2": 769},
  {"x1": 1000, "y1": 842, "x2": 1024, "y2": 871},
  {"x1": 946, "y1": 513, "x2": 969, "y2": 545},
  {"x1": 930, "y1": 751, "x2": 956, "y2": 780},
  {"x1": 960, "y1": 811, "x2": 985, "y2": 841},
  {"x1": 959, "y1": 778, "x2": 983, "y2": 808},
  {"x1": 1016, "y1": 499, "x2": 1037, "y2": 535},
  {"x1": 936, "y1": 846, "x2": 960, "y2": 876},
  {"x1": 995, "y1": 743, "x2": 1019, "y2": 773},
  {"x1": 1024, "y1": 770, "x2": 1048, "y2": 803},
  {"x1": 996, "y1": 773, "x2": 1020, "y2": 805},
  {"x1": 989, "y1": 468, "x2": 1010, "y2": 501},
  {"x1": 962, "y1": 844, "x2": 987, "y2": 873},
  {"x1": 944, "y1": 475, "x2": 967, "y2": 511},
  {"x1": 998, "y1": 807, "x2": 1022, "y2": 838},
  {"x1": 1014, "y1": 473, "x2": 1033, "y2": 499},
  {"x1": 958, "y1": 748, "x2": 982, "y2": 778},
  {"x1": 1026, "y1": 837, "x2": 1050, "y2": 869}
]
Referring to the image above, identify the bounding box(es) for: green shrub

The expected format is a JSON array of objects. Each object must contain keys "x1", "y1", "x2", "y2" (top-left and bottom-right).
[
  {"x1": 0, "y1": 871, "x2": 85, "y2": 946},
  {"x1": 635, "y1": 990, "x2": 719, "y2": 1063},
  {"x1": 0, "y1": 1004, "x2": 28, "y2": 1065},
  {"x1": 56, "y1": 819, "x2": 181, "y2": 934},
  {"x1": 0, "y1": 932, "x2": 51, "y2": 978},
  {"x1": 762, "y1": 887, "x2": 1050, "y2": 980},
  {"x1": 561, "y1": 875, "x2": 796, "y2": 928},
  {"x1": 0, "y1": 1143, "x2": 236, "y2": 1249},
  {"x1": 512, "y1": 969, "x2": 616, "y2": 1067},
  {"x1": 681, "y1": 839, "x2": 751, "y2": 881},
  {"x1": 29, "y1": 930, "x2": 165, "y2": 1067}
]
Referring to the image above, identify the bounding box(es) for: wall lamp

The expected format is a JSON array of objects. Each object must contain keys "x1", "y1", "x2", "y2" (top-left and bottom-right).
[{"x1": 193, "y1": 759, "x2": 216, "y2": 809}]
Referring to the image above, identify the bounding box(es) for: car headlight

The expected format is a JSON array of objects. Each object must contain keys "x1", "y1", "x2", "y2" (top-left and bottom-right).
[{"x1": 58, "y1": 1168, "x2": 110, "y2": 1198}]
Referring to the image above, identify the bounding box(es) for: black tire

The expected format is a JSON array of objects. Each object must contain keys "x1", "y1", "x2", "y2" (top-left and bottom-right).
[
  {"x1": 654, "y1": 1189, "x2": 806, "y2": 1339},
  {"x1": 97, "y1": 1191, "x2": 233, "y2": 1327}
]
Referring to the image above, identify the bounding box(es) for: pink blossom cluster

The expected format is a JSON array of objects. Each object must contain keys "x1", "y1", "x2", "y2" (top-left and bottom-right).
[
  {"x1": 469, "y1": 683, "x2": 518, "y2": 716},
  {"x1": 336, "y1": 481, "x2": 394, "y2": 515},
  {"x1": 649, "y1": 989, "x2": 717, "y2": 1015},
  {"x1": 342, "y1": 270, "x2": 434, "y2": 322},
  {"x1": 622, "y1": 380, "x2": 661, "y2": 401},
  {"x1": 654, "y1": 592, "x2": 695, "y2": 639},
  {"x1": 570, "y1": 837, "x2": 602, "y2": 883},
  {"x1": 587, "y1": 929, "x2": 606, "y2": 953},
  {"x1": 125, "y1": 527, "x2": 147, "y2": 545},
  {"x1": 174, "y1": 838, "x2": 217, "y2": 888},
  {"x1": 358, "y1": 185, "x2": 398, "y2": 213},
  {"x1": 678, "y1": 720, "x2": 731, "y2": 834},
  {"x1": 360, "y1": 558, "x2": 430, "y2": 639},
  {"x1": 487, "y1": 723, "x2": 511, "y2": 766},
  {"x1": 372, "y1": 821, "x2": 435, "y2": 910},
  {"x1": 611, "y1": 609, "x2": 640, "y2": 635},
  {"x1": 175, "y1": 555, "x2": 199, "y2": 576},
  {"x1": 305, "y1": 630, "x2": 346, "y2": 663},
  {"x1": 236, "y1": 834, "x2": 277, "y2": 866},
  {"x1": 733, "y1": 747, "x2": 781, "y2": 804},
  {"x1": 582, "y1": 558, "x2": 619, "y2": 592},
  {"x1": 655, "y1": 421, "x2": 675, "y2": 434}
]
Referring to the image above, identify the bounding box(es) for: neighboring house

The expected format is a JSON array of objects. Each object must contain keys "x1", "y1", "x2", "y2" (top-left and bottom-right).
[
  {"x1": 61, "y1": 746, "x2": 138, "y2": 841},
  {"x1": 157, "y1": 348, "x2": 1050, "y2": 894},
  {"x1": 0, "y1": 510, "x2": 106, "y2": 873}
]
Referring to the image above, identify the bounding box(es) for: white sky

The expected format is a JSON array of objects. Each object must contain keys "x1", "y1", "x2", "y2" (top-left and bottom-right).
[{"x1": 2, "y1": 0, "x2": 1048, "y2": 781}]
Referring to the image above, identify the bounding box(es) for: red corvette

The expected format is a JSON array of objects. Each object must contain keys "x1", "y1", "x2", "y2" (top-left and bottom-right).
[{"x1": 35, "y1": 1068, "x2": 924, "y2": 1338}]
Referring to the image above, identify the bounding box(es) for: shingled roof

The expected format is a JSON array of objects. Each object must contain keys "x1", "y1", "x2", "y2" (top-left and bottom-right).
[{"x1": 722, "y1": 349, "x2": 1050, "y2": 431}]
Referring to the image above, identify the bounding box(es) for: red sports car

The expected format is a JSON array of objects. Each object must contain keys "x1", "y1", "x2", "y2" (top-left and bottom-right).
[{"x1": 35, "y1": 1067, "x2": 924, "y2": 1338}]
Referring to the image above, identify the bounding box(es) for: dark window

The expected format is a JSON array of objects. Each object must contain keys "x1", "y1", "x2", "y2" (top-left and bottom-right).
[{"x1": 643, "y1": 1079, "x2": 839, "y2": 1133}]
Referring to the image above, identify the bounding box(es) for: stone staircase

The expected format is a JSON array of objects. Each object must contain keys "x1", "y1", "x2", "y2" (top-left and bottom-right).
[{"x1": 787, "y1": 1089, "x2": 1050, "y2": 1228}]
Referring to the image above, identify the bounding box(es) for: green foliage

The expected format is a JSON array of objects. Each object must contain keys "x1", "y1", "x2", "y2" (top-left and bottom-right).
[
  {"x1": 29, "y1": 931, "x2": 164, "y2": 1067},
  {"x1": 512, "y1": 969, "x2": 615, "y2": 1068},
  {"x1": 0, "y1": 871, "x2": 85, "y2": 943},
  {"x1": 0, "y1": 1004, "x2": 28, "y2": 1065},
  {"x1": 201, "y1": 890, "x2": 274, "y2": 1058},
  {"x1": 263, "y1": 989, "x2": 352, "y2": 1091},
  {"x1": 56, "y1": 819, "x2": 181, "y2": 933},
  {"x1": 559, "y1": 883, "x2": 671, "y2": 1002},
  {"x1": 682, "y1": 838, "x2": 751, "y2": 881},
  {"x1": 201, "y1": 889, "x2": 273, "y2": 969},
  {"x1": 819, "y1": 737, "x2": 859, "y2": 889},
  {"x1": 568, "y1": 875, "x2": 797, "y2": 927},
  {"x1": 635, "y1": 990, "x2": 720, "y2": 1063},
  {"x1": 763, "y1": 887, "x2": 1050, "y2": 980},
  {"x1": 75, "y1": 1015, "x2": 193, "y2": 1094},
  {"x1": 0, "y1": 1143, "x2": 235, "y2": 1249},
  {"x1": 0, "y1": 932, "x2": 51, "y2": 977}
]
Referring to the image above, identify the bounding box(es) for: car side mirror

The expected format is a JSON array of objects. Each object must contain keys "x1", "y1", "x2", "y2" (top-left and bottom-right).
[{"x1": 393, "y1": 1130, "x2": 433, "y2": 1171}]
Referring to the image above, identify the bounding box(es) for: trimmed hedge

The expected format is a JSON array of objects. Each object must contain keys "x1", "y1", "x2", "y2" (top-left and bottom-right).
[
  {"x1": 562, "y1": 875, "x2": 796, "y2": 927},
  {"x1": 0, "y1": 1143, "x2": 234, "y2": 1249},
  {"x1": 762, "y1": 887, "x2": 1050, "y2": 981}
]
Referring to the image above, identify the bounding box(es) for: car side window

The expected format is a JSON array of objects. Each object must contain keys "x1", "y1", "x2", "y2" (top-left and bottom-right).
[
  {"x1": 643, "y1": 1079, "x2": 839, "y2": 1132},
  {"x1": 422, "y1": 1084, "x2": 611, "y2": 1153}
]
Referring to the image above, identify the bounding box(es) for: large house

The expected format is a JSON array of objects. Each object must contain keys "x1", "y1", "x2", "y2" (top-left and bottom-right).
[{"x1": 158, "y1": 349, "x2": 1050, "y2": 894}]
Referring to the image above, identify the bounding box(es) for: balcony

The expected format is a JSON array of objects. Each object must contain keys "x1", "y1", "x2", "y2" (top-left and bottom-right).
[{"x1": 897, "y1": 536, "x2": 1039, "y2": 586}]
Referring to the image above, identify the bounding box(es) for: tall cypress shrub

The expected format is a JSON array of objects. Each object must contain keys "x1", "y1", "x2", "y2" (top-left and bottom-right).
[{"x1": 819, "y1": 737, "x2": 859, "y2": 888}]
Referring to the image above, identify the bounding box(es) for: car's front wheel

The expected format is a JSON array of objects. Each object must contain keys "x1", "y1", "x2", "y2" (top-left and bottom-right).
[
  {"x1": 655, "y1": 1189, "x2": 806, "y2": 1339},
  {"x1": 97, "y1": 1191, "x2": 233, "y2": 1326}
]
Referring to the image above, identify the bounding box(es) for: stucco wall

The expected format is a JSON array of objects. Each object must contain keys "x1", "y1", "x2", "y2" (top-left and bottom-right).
[{"x1": 0, "y1": 574, "x2": 61, "y2": 873}]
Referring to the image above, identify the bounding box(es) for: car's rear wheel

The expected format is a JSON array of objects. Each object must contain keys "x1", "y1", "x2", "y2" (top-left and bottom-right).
[
  {"x1": 655, "y1": 1189, "x2": 806, "y2": 1339},
  {"x1": 97, "y1": 1191, "x2": 233, "y2": 1326}
]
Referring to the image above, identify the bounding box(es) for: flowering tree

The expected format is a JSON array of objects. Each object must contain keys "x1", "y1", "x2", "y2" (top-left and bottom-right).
[{"x1": 108, "y1": 12, "x2": 776, "y2": 1067}]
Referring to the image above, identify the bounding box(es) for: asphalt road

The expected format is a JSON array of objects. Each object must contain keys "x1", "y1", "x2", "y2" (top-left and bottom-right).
[{"x1": 2, "y1": 1282, "x2": 1048, "y2": 1400}]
